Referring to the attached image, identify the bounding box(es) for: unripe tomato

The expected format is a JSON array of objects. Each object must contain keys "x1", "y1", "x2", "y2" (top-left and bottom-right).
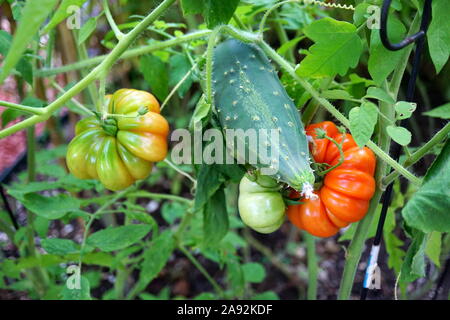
[
  {"x1": 66, "y1": 89, "x2": 169, "y2": 191},
  {"x1": 238, "y1": 175, "x2": 286, "y2": 234},
  {"x1": 287, "y1": 121, "x2": 377, "y2": 237}
]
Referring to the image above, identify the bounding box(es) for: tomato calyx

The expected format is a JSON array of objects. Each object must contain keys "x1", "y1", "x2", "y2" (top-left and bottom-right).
[{"x1": 101, "y1": 117, "x2": 118, "y2": 136}]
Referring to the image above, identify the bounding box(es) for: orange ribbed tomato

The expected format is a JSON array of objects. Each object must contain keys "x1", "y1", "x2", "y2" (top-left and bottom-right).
[{"x1": 287, "y1": 121, "x2": 376, "y2": 237}]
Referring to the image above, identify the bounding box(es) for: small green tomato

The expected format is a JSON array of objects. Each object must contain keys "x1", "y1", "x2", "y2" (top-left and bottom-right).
[{"x1": 238, "y1": 175, "x2": 286, "y2": 234}]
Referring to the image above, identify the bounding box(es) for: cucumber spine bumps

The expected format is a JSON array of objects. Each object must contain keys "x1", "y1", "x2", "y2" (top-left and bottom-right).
[{"x1": 212, "y1": 39, "x2": 315, "y2": 194}]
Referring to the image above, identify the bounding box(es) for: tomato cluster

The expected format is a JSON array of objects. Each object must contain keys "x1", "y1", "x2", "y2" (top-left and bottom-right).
[
  {"x1": 66, "y1": 89, "x2": 169, "y2": 191},
  {"x1": 287, "y1": 121, "x2": 377, "y2": 237}
]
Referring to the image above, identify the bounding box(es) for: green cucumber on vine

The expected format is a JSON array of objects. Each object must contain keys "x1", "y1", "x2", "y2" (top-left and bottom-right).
[{"x1": 211, "y1": 39, "x2": 315, "y2": 197}]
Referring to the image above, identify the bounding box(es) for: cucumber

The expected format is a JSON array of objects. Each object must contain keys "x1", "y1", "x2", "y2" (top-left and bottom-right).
[{"x1": 212, "y1": 39, "x2": 314, "y2": 192}]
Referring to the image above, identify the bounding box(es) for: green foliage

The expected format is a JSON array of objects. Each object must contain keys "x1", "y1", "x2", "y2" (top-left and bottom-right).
[
  {"x1": 402, "y1": 140, "x2": 450, "y2": 233},
  {"x1": 427, "y1": 0, "x2": 450, "y2": 73},
  {"x1": 0, "y1": 0, "x2": 58, "y2": 83},
  {"x1": 0, "y1": 0, "x2": 448, "y2": 301},
  {"x1": 368, "y1": 14, "x2": 406, "y2": 85},
  {"x1": 386, "y1": 125, "x2": 412, "y2": 146},
  {"x1": 180, "y1": 0, "x2": 240, "y2": 28},
  {"x1": 296, "y1": 18, "x2": 363, "y2": 78},
  {"x1": 87, "y1": 225, "x2": 151, "y2": 252},
  {"x1": 43, "y1": 0, "x2": 90, "y2": 32},
  {"x1": 349, "y1": 101, "x2": 378, "y2": 147},
  {"x1": 422, "y1": 103, "x2": 450, "y2": 119},
  {"x1": 140, "y1": 54, "x2": 169, "y2": 101}
]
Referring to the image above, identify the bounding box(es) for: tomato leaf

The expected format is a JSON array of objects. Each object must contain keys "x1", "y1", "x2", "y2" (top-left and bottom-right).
[
  {"x1": 425, "y1": 231, "x2": 442, "y2": 267},
  {"x1": 134, "y1": 230, "x2": 174, "y2": 292},
  {"x1": 422, "y1": 103, "x2": 450, "y2": 119},
  {"x1": 20, "y1": 193, "x2": 81, "y2": 220},
  {"x1": 296, "y1": 18, "x2": 363, "y2": 78},
  {"x1": 194, "y1": 164, "x2": 224, "y2": 212},
  {"x1": 400, "y1": 229, "x2": 426, "y2": 283},
  {"x1": 402, "y1": 140, "x2": 450, "y2": 233},
  {"x1": 169, "y1": 54, "x2": 193, "y2": 98},
  {"x1": 349, "y1": 101, "x2": 378, "y2": 147},
  {"x1": 394, "y1": 101, "x2": 417, "y2": 120},
  {"x1": 77, "y1": 17, "x2": 97, "y2": 45},
  {"x1": 43, "y1": 0, "x2": 89, "y2": 33},
  {"x1": 365, "y1": 87, "x2": 395, "y2": 104},
  {"x1": 87, "y1": 225, "x2": 151, "y2": 252},
  {"x1": 386, "y1": 125, "x2": 411, "y2": 146},
  {"x1": 60, "y1": 276, "x2": 91, "y2": 300},
  {"x1": 41, "y1": 238, "x2": 80, "y2": 255},
  {"x1": 242, "y1": 262, "x2": 266, "y2": 283},
  {"x1": 368, "y1": 14, "x2": 406, "y2": 85},
  {"x1": 203, "y1": 187, "x2": 229, "y2": 245},
  {"x1": 140, "y1": 54, "x2": 169, "y2": 101},
  {"x1": 427, "y1": 0, "x2": 450, "y2": 73},
  {"x1": 181, "y1": 0, "x2": 240, "y2": 29}
]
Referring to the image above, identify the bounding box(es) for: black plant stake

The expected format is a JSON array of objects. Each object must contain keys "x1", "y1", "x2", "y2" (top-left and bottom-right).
[{"x1": 360, "y1": 0, "x2": 433, "y2": 300}]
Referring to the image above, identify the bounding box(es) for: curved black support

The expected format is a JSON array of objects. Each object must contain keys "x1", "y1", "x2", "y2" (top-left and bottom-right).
[{"x1": 380, "y1": 0, "x2": 432, "y2": 51}]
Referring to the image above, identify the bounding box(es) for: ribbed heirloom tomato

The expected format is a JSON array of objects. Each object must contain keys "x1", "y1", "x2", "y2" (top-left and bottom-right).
[
  {"x1": 66, "y1": 89, "x2": 169, "y2": 191},
  {"x1": 287, "y1": 121, "x2": 376, "y2": 237},
  {"x1": 238, "y1": 175, "x2": 286, "y2": 234}
]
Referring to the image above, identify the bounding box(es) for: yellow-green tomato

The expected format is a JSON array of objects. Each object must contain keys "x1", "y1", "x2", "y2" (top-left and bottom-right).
[
  {"x1": 238, "y1": 175, "x2": 286, "y2": 234},
  {"x1": 66, "y1": 88, "x2": 169, "y2": 191}
]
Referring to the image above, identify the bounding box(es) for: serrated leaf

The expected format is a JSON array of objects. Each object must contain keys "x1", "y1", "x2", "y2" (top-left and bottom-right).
[
  {"x1": 0, "y1": 0, "x2": 58, "y2": 83},
  {"x1": 242, "y1": 262, "x2": 266, "y2": 283},
  {"x1": 21, "y1": 193, "x2": 80, "y2": 220},
  {"x1": 368, "y1": 15, "x2": 406, "y2": 85},
  {"x1": 77, "y1": 17, "x2": 97, "y2": 45},
  {"x1": 386, "y1": 125, "x2": 411, "y2": 146},
  {"x1": 422, "y1": 103, "x2": 450, "y2": 119},
  {"x1": 395, "y1": 101, "x2": 416, "y2": 120},
  {"x1": 349, "y1": 102, "x2": 378, "y2": 147},
  {"x1": 134, "y1": 230, "x2": 174, "y2": 292},
  {"x1": 87, "y1": 225, "x2": 151, "y2": 252},
  {"x1": 41, "y1": 238, "x2": 80, "y2": 255},
  {"x1": 365, "y1": 87, "x2": 395, "y2": 104},
  {"x1": 427, "y1": 0, "x2": 450, "y2": 73},
  {"x1": 296, "y1": 18, "x2": 363, "y2": 78},
  {"x1": 140, "y1": 54, "x2": 168, "y2": 101},
  {"x1": 402, "y1": 141, "x2": 450, "y2": 233}
]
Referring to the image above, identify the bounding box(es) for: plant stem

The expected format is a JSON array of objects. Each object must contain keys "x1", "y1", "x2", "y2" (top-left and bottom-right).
[
  {"x1": 383, "y1": 122, "x2": 450, "y2": 186},
  {"x1": 0, "y1": 100, "x2": 46, "y2": 115},
  {"x1": 25, "y1": 126, "x2": 49, "y2": 297},
  {"x1": 36, "y1": 30, "x2": 212, "y2": 77},
  {"x1": 178, "y1": 244, "x2": 225, "y2": 298},
  {"x1": 163, "y1": 158, "x2": 197, "y2": 186},
  {"x1": 304, "y1": 232, "x2": 318, "y2": 300},
  {"x1": 103, "y1": 0, "x2": 124, "y2": 40}
]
